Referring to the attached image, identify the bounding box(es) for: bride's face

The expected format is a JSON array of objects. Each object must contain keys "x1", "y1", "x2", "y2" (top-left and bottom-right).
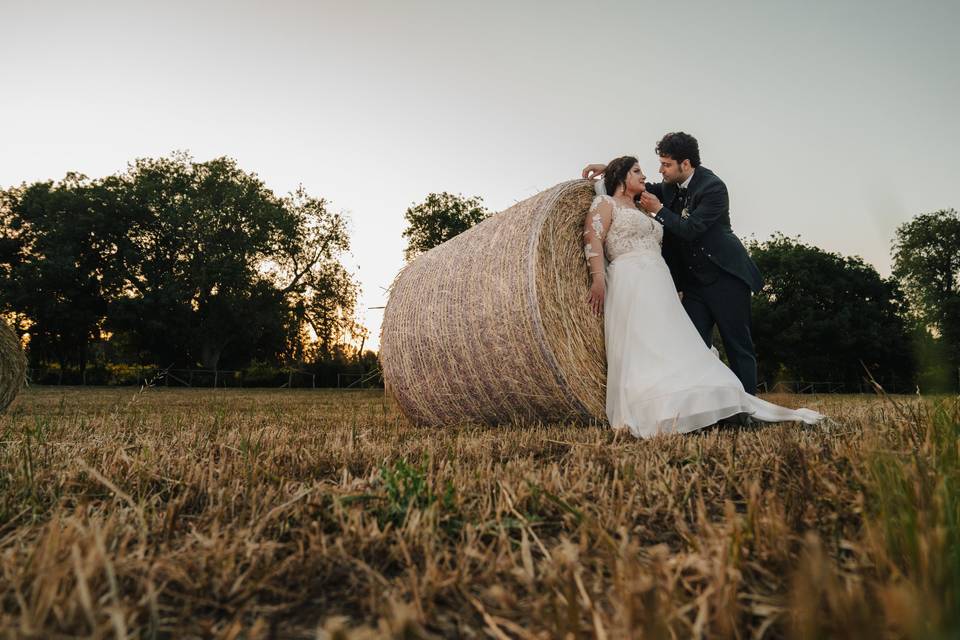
[{"x1": 624, "y1": 164, "x2": 646, "y2": 194}]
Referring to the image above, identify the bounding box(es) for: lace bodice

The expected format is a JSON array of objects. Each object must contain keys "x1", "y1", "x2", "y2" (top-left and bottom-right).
[{"x1": 591, "y1": 195, "x2": 663, "y2": 261}]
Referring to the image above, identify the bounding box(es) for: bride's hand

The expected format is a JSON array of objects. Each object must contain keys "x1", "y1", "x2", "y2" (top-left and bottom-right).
[
  {"x1": 582, "y1": 164, "x2": 607, "y2": 180},
  {"x1": 587, "y1": 277, "x2": 605, "y2": 316}
]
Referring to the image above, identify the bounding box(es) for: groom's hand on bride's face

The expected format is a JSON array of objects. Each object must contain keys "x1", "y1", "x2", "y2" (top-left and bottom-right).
[
  {"x1": 639, "y1": 192, "x2": 662, "y2": 215},
  {"x1": 582, "y1": 164, "x2": 607, "y2": 180}
]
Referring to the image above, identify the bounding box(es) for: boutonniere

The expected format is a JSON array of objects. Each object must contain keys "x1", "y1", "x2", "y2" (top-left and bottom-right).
[{"x1": 680, "y1": 207, "x2": 690, "y2": 220}]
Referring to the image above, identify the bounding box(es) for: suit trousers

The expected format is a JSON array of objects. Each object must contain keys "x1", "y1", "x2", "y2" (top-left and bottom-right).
[{"x1": 681, "y1": 271, "x2": 758, "y2": 395}]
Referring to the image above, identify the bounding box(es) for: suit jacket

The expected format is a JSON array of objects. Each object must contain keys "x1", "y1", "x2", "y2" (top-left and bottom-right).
[{"x1": 645, "y1": 167, "x2": 763, "y2": 293}]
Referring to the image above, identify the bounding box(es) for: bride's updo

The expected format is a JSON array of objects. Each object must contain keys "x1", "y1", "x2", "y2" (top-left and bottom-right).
[{"x1": 603, "y1": 156, "x2": 638, "y2": 196}]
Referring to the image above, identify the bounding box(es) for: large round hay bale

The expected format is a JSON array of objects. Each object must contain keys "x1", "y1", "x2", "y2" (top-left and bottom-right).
[
  {"x1": 0, "y1": 321, "x2": 26, "y2": 412},
  {"x1": 381, "y1": 180, "x2": 606, "y2": 426}
]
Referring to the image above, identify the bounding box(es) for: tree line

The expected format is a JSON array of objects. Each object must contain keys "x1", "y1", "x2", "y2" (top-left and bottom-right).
[
  {"x1": 0, "y1": 152, "x2": 369, "y2": 385},
  {"x1": 403, "y1": 194, "x2": 960, "y2": 393},
  {"x1": 1, "y1": 155, "x2": 956, "y2": 392}
]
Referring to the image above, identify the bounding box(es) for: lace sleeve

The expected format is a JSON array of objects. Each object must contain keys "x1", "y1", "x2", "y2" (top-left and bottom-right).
[
  {"x1": 583, "y1": 197, "x2": 613, "y2": 273},
  {"x1": 587, "y1": 196, "x2": 615, "y2": 245}
]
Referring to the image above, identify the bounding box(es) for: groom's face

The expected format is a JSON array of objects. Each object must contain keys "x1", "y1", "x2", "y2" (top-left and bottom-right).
[{"x1": 658, "y1": 156, "x2": 691, "y2": 184}]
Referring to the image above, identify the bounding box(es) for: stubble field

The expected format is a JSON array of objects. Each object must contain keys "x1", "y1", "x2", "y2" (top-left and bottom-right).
[{"x1": 0, "y1": 387, "x2": 957, "y2": 639}]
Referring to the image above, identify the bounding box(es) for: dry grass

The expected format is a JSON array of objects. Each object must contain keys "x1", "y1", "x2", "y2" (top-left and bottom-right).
[{"x1": 0, "y1": 388, "x2": 958, "y2": 638}]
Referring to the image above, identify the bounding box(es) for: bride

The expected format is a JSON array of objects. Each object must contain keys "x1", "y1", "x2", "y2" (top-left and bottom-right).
[{"x1": 582, "y1": 155, "x2": 824, "y2": 437}]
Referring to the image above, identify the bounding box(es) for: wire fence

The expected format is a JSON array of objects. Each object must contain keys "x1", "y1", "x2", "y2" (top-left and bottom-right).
[
  {"x1": 22, "y1": 367, "x2": 933, "y2": 394},
  {"x1": 25, "y1": 366, "x2": 383, "y2": 389},
  {"x1": 758, "y1": 381, "x2": 846, "y2": 394},
  {"x1": 757, "y1": 378, "x2": 923, "y2": 395},
  {"x1": 337, "y1": 368, "x2": 385, "y2": 389}
]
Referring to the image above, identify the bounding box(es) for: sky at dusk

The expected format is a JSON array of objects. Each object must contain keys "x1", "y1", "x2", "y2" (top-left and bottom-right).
[{"x1": 3, "y1": 0, "x2": 958, "y2": 349}]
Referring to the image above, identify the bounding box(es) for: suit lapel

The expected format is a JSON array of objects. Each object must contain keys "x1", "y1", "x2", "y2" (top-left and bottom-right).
[{"x1": 686, "y1": 167, "x2": 706, "y2": 204}]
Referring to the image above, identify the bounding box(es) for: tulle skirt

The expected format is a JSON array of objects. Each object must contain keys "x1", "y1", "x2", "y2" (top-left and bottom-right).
[{"x1": 603, "y1": 250, "x2": 824, "y2": 438}]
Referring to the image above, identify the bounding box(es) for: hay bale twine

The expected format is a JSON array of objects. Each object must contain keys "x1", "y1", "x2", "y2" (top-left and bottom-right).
[
  {"x1": 381, "y1": 180, "x2": 606, "y2": 426},
  {"x1": 0, "y1": 321, "x2": 25, "y2": 412}
]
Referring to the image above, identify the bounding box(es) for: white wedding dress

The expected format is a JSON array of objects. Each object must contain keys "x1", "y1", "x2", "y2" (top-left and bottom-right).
[{"x1": 596, "y1": 194, "x2": 825, "y2": 438}]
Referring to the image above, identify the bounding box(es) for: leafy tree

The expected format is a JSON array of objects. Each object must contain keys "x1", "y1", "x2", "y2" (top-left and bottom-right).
[
  {"x1": 401, "y1": 192, "x2": 490, "y2": 261},
  {"x1": 108, "y1": 152, "x2": 362, "y2": 370},
  {"x1": 748, "y1": 234, "x2": 914, "y2": 391},
  {"x1": 892, "y1": 209, "x2": 960, "y2": 388},
  {"x1": 274, "y1": 186, "x2": 366, "y2": 362},
  {"x1": 0, "y1": 174, "x2": 123, "y2": 379},
  {"x1": 1, "y1": 152, "x2": 364, "y2": 377},
  {"x1": 909, "y1": 324, "x2": 956, "y2": 392},
  {"x1": 892, "y1": 209, "x2": 960, "y2": 322}
]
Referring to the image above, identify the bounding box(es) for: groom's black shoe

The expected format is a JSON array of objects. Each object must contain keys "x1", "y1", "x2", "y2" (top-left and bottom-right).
[{"x1": 718, "y1": 412, "x2": 755, "y2": 428}]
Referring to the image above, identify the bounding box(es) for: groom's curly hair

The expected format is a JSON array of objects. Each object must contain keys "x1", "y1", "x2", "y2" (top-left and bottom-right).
[
  {"x1": 656, "y1": 132, "x2": 701, "y2": 167},
  {"x1": 603, "y1": 156, "x2": 639, "y2": 197}
]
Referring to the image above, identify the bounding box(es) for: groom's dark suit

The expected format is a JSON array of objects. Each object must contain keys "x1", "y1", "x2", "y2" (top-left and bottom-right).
[{"x1": 645, "y1": 167, "x2": 763, "y2": 395}]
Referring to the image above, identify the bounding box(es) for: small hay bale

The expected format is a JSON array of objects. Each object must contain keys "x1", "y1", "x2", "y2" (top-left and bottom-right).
[
  {"x1": 0, "y1": 321, "x2": 25, "y2": 412},
  {"x1": 381, "y1": 180, "x2": 606, "y2": 426}
]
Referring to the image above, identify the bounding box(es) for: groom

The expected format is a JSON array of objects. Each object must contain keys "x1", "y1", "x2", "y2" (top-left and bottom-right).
[{"x1": 582, "y1": 132, "x2": 763, "y2": 396}]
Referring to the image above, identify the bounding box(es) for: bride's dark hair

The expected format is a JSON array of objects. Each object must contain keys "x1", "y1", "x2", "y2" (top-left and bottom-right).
[{"x1": 603, "y1": 156, "x2": 638, "y2": 196}]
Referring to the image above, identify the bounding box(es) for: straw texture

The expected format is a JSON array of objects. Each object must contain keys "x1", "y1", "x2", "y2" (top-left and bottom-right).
[
  {"x1": 0, "y1": 321, "x2": 25, "y2": 412},
  {"x1": 380, "y1": 180, "x2": 606, "y2": 426}
]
